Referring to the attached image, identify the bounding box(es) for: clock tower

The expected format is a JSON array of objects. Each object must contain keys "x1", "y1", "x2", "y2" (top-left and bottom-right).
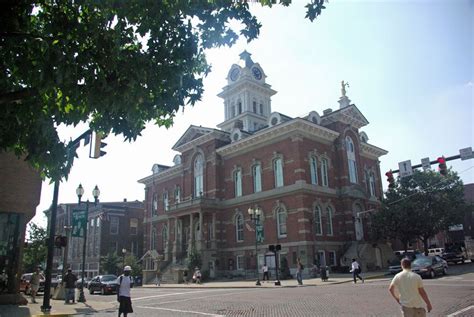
[{"x1": 217, "y1": 51, "x2": 277, "y2": 133}]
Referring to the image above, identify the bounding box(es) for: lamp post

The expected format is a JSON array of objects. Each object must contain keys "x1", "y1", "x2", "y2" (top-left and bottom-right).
[
  {"x1": 122, "y1": 248, "x2": 127, "y2": 273},
  {"x1": 248, "y1": 206, "x2": 262, "y2": 286},
  {"x1": 76, "y1": 184, "x2": 100, "y2": 303}
]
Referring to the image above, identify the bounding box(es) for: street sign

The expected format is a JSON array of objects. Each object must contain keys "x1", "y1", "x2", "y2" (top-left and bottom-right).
[
  {"x1": 72, "y1": 209, "x2": 87, "y2": 237},
  {"x1": 421, "y1": 157, "x2": 431, "y2": 171},
  {"x1": 459, "y1": 147, "x2": 473, "y2": 161},
  {"x1": 398, "y1": 160, "x2": 413, "y2": 178},
  {"x1": 256, "y1": 225, "x2": 264, "y2": 243}
]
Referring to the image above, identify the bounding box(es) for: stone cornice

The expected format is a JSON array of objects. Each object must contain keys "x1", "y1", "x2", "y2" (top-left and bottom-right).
[
  {"x1": 173, "y1": 129, "x2": 230, "y2": 153},
  {"x1": 360, "y1": 142, "x2": 388, "y2": 159},
  {"x1": 218, "y1": 80, "x2": 277, "y2": 98},
  {"x1": 321, "y1": 105, "x2": 369, "y2": 129},
  {"x1": 137, "y1": 164, "x2": 183, "y2": 186},
  {"x1": 216, "y1": 118, "x2": 340, "y2": 157}
]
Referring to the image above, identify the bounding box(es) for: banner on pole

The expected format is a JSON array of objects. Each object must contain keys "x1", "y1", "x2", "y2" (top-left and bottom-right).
[
  {"x1": 72, "y1": 209, "x2": 87, "y2": 238},
  {"x1": 256, "y1": 225, "x2": 264, "y2": 243}
]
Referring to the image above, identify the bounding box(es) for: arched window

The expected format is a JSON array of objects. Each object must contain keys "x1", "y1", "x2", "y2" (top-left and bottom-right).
[
  {"x1": 259, "y1": 103, "x2": 263, "y2": 115},
  {"x1": 253, "y1": 163, "x2": 262, "y2": 193},
  {"x1": 321, "y1": 158, "x2": 329, "y2": 187},
  {"x1": 277, "y1": 208, "x2": 287, "y2": 237},
  {"x1": 346, "y1": 136, "x2": 358, "y2": 183},
  {"x1": 163, "y1": 191, "x2": 169, "y2": 211},
  {"x1": 326, "y1": 206, "x2": 334, "y2": 236},
  {"x1": 152, "y1": 193, "x2": 158, "y2": 215},
  {"x1": 253, "y1": 100, "x2": 257, "y2": 113},
  {"x1": 194, "y1": 154, "x2": 204, "y2": 197},
  {"x1": 234, "y1": 168, "x2": 242, "y2": 197},
  {"x1": 235, "y1": 214, "x2": 244, "y2": 242},
  {"x1": 175, "y1": 186, "x2": 181, "y2": 203},
  {"x1": 314, "y1": 205, "x2": 322, "y2": 235},
  {"x1": 151, "y1": 228, "x2": 156, "y2": 250},
  {"x1": 162, "y1": 225, "x2": 168, "y2": 250},
  {"x1": 238, "y1": 101, "x2": 242, "y2": 114},
  {"x1": 309, "y1": 156, "x2": 318, "y2": 185},
  {"x1": 273, "y1": 157, "x2": 284, "y2": 188},
  {"x1": 369, "y1": 172, "x2": 376, "y2": 197}
]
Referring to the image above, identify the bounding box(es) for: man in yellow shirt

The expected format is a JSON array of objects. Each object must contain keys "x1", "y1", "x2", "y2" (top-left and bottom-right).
[{"x1": 389, "y1": 258, "x2": 432, "y2": 317}]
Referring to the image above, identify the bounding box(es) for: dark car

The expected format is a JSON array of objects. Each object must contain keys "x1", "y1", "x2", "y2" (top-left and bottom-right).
[
  {"x1": 75, "y1": 277, "x2": 90, "y2": 289},
  {"x1": 442, "y1": 246, "x2": 466, "y2": 264},
  {"x1": 88, "y1": 275, "x2": 118, "y2": 295},
  {"x1": 19, "y1": 273, "x2": 45, "y2": 294},
  {"x1": 411, "y1": 256, "x2": 448, "y2": 278},
  {"x1": 388, "y1": 252, "x2": 421, "y2": 275}
]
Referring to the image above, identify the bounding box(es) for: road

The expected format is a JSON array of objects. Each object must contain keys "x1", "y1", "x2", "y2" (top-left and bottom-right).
[{"x1": 90, "y1": 263, "x2": 474, "y2": 317}]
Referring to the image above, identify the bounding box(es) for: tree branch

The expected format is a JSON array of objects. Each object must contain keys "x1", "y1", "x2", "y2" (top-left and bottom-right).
[{"x1": 0, "y1": 88, "x2": 38, "y2": 105}]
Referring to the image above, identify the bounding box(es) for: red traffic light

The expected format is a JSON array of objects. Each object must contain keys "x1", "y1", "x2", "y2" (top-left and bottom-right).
[
  {"x1": 385, "y1": 170, "x2": 396, "y2": 188},
  {"x1": 437, "y1": 156, "x2": 447, "y2": 176}
]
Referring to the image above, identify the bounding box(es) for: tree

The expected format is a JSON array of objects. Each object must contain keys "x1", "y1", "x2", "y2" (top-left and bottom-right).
[
  {"x1": 124, "y1": 254, "x2": 142, "y2": 277},
  {"x1": 187, "y1": 246, "x2": 202, "y2": 274},
  {"x1": 372, "y1": 169, "x2": 467, "y2": 255},
  {"x1": 23, "y1": 223, "x2": 48, "y2": 272},
  {"x1": 100, "y1": 251, "x2": 120, "y2": 275},
  {"x1": 0, "y1": 1, "x2": 326, "y2": 181}
]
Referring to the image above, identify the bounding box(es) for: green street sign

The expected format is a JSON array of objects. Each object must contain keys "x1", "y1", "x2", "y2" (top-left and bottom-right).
[
  {"x1": 256, "y1": 225, "x2": 264, "y2": 243},
  {"x1": 72, "y1": 209, "x2": 87, "y2": 238}
]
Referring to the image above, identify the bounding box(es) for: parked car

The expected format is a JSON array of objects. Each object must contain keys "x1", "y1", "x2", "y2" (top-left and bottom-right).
[
  {"x1": 442, "y1": 245, "x2": 466, "y2": 264},
  {"x1": 88, "y1": 275, "x2": 119, "y2": 295},
  {"x1": 411, "y1": 256, "x2": 448, "y2": 278},
  {"x1": 19, "y1": 273, "x2": 45, "y2": 294},
  {"x1": 75, "y1": 277, "x2": 90, "y2": 289},
  {"x1": 388, "y1": 251, "x2": 421, "y2": 275},
  {"x1": 428, "y1": 248, "x2": 444, "y2": 257}
]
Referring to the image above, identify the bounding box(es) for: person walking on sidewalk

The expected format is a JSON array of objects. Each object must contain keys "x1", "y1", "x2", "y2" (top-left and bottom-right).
[
  {"x1": 350, "y1": 259, "x2": 364, "y2": 284},
  {"x1": 262, "y1": 264, "x2": 269, "y2": 282},
  {"x1": 30, "y1": 266, "x2": 44, "y2": 304},
  {"x1": 63, "y1": 268, "x2": 77, "y2": 304},
  {"x1": 296, "y1": 258, "x2": 304, "y2": 285},
  {"x1": 117, "y1": 266, "x2": 134, "y2": 317},
  {"x1": 389, "y1": 258, "x2": 432, "y2": 317}
]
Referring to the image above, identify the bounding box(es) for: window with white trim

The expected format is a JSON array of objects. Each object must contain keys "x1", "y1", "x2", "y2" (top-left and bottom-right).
[
  {"x1": 310, "y1": 156, "x2": 318, "y2": 185},
  {"x1": 235, "y1": 214, "x2": 244, "y2": 242},
  {"x1": 369, "y1": 172, "x2": 376, "y2": 197},
  {"x1": 321, "y1": 158, "x2": 329, "y2": 187},
  {"x1": 329, "y1": 250, "x2": 337, "y2": 266},
  {"x1": 273, "y1": 157, "x2": 284, "y2": 188},
  {"x1": 162, "y1": 225, "x2": 168, "y2": 250},
  {"x1": 326, "y1": 206, "x2": 334, "y2": 236},
  {"x1": 163, "y1": 191, "x2": 169, "y2": 211},
  {"x1": 277, "y1": 207, "x2": 287, "y2": 237},
  {"x1": 234, "y1": 168, "x2": 242, "y2": 197},
  {"x1": 236, "y1": 255, "x2": 245, "y2": 270},
  {"x1": 194, "y1": 154, "x2": 204, "y2": 197},
  {"x1": 110, "y1": 216, "x2": 119, "y2": 235},
  {"x1": 314, "y1": 205, "x2": 322, "y2": 235},
  {"x1": 253, "y1": 163, "x2": 262, "y2": 193},
  {"x1": 152, "y1": 193, "x2": 158, "y2": 215},
  {"x1": 175, "y1": 186, "x2": 181, "y2": 203},
  {"x1": 346, "y1": 136, "x2": 358, "y2": 183}
]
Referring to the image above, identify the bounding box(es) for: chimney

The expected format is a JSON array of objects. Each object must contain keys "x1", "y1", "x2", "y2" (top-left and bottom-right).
[{"x1": 123, "y1": 198, "x2": 127, "y2": 202}]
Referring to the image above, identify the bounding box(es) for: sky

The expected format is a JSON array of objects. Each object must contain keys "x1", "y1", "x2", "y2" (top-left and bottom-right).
[{"x1": 31, "y1": 0, "x2": 474, "y2": 227}]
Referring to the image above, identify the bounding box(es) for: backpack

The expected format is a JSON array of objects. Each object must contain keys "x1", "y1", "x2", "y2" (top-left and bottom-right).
[{"x1": 357, "y1": 266, "x2": 362, "y2": 273}]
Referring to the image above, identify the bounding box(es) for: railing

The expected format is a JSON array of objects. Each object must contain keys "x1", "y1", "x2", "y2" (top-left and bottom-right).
[{"x1": 167, "y1": 196, "x2": 219, "y2": 212}]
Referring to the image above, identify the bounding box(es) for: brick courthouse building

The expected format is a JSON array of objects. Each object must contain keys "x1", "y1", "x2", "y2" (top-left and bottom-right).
[{"x1": 139, "y1": 52, "x2": 391, "y2": 282}]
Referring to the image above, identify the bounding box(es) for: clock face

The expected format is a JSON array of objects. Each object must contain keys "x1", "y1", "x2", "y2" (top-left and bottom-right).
[
  {"x1": 230, "y1": 68, "x2": 240, "y2": 81},
  {"x1": 252, "y1": 67, "x2": 262, "y2": 80}
]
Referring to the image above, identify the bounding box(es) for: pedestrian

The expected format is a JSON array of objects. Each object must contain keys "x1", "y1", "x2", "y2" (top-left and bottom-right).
[
  {"x1": 296, "y1": 257, "x2": 304, "y2": 285},
  {"x1": 389, "y1": 258, "x2": 432, "y2": 316},
  {"x1": 155, "y1": 271, "x2": 161, "y2": 286},
  {"x1": 350, "y1": 258, "x2": 364, "y2": 284},
  {"x1": 117, "y1": 266, "x2": 133, "y2": 317},
  {"x1": 183, "y1": 270, "x2": 189, "y2": 284},
  {"x1": 63, "y1": 268, "x2": 77, "y2": 304},
  {"x1": 30, "y1": 266, "x2": 44, "y2": 304},
  {"x1": 193, "y1": 267, "x2": 202, "y2": 284},
  {"x1": 262, "y1": 264, "x2": 269, "y2": 281}
]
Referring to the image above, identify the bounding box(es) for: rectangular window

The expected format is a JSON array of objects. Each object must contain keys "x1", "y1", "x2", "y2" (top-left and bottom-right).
[
  {"x1": 175, "y1": 186, "x2": 181, "y2": 203},
  {"x1": 310, "y1": 157, "x2": 318, "y2": 185},
  {"x1": 259, "y1": 103, "x2": 263, "y2": 115},
  {"x1": 349, "y1": 159, "x2": 358, "y2": 183},
  {"x1": 234, "y1": 169, "x2": 242, "y2": 197},
  {"x1": 274, "y1": 158, "x2": 284, "y2": 188},
  {"x1": 317, "y1": 250, "x2": 326, "y2": 267},
  {"x1": 110, "y1": 216, "x2": 119, "y2": 235},
  {"x1": 369, "y1": 174, "x2": 376, "y2": 197},
  {"x1": 253, "y1": 101, "x2": 257, "y2": 113},
  {"x1": 163, "y1": 192, "x2": 169, "y2": 211},
  {"x1": 321, "y1": 158, "x2": 329, "y2": 187},
  {"x1": 236, "y1": 255, "x2": 245, "y2": 270},
  {"x1": 130, "y1": 218, "x2": 138, "y2": 235},
  {"x1": 253, "y1": 164, "x2": 262, "y2": 193},
  {"x1": 329, "y1": 251, "x2": 337, "y2": 266}
]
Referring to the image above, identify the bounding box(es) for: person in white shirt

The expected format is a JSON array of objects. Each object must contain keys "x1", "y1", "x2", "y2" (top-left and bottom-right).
[
  {"x1": 262, "y1": 264, "x2": 269, "y2": 281},
  {"x1": 350, "y1": 259, "x2": 364, "y2": 284},
  {"x1": 117, "y1": 266, "x2": 133, "y2": 317},
  {"x1": 389, "y1": 258, "x2": 432, "y2": 317}
]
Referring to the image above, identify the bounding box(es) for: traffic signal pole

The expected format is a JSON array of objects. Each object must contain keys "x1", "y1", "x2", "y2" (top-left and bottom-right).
[{"x1": 390, "y1": 154, "x2": 462, "y2": 174}]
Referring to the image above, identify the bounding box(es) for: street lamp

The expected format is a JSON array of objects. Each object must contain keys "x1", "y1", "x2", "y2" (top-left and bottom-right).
[
  {"x1": 76, "y1": 184, "x2": 100, "y2": 303},
  {"x1": 122, "y1": 248, "x2": 127, "y2": 273},
  {"x1": 248, "y1": 206, "x2": 263, "y2": 286}
]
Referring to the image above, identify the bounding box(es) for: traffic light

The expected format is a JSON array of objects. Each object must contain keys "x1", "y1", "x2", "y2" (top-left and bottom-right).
[
  {"x1": 269, "y1": 245, "x2": 275, "y2": 252},
  {"x1": 385, "y1": 170, "x2": 395, "y2": 188},
  {"x1": 437, "y1": 156, "x2": 447, "y2": 176},
  {"x1": 54, "y1": 235, "x2": 67, "y2": 248},
  {"x1": 90, "y1": 131, "x2": 107, "y2": 158}
]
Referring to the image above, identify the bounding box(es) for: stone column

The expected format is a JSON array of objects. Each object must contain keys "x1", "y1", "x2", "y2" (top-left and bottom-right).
[
  {"x1": 211, "y1": 213, "x2": 217, "y2": 250},
  {"x1": 172, "y1": 217, "x2": 177, "y2": 263},
  {"x1": 189, "y1": 213, "x2": 194, "y2": 255},
  {"x1": 197, "y1": 212, "x2": 203, "y2": 252}
]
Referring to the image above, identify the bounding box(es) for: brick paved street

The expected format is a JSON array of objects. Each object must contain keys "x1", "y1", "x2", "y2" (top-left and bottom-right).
[{"x1": 86, "y1": 265, "x2": 473, "y2": 317}]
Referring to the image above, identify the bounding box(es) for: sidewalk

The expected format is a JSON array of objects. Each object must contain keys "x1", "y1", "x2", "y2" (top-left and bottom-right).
[{"x1": 0, "y1": 271, "x2": 387, "y2": 316}]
